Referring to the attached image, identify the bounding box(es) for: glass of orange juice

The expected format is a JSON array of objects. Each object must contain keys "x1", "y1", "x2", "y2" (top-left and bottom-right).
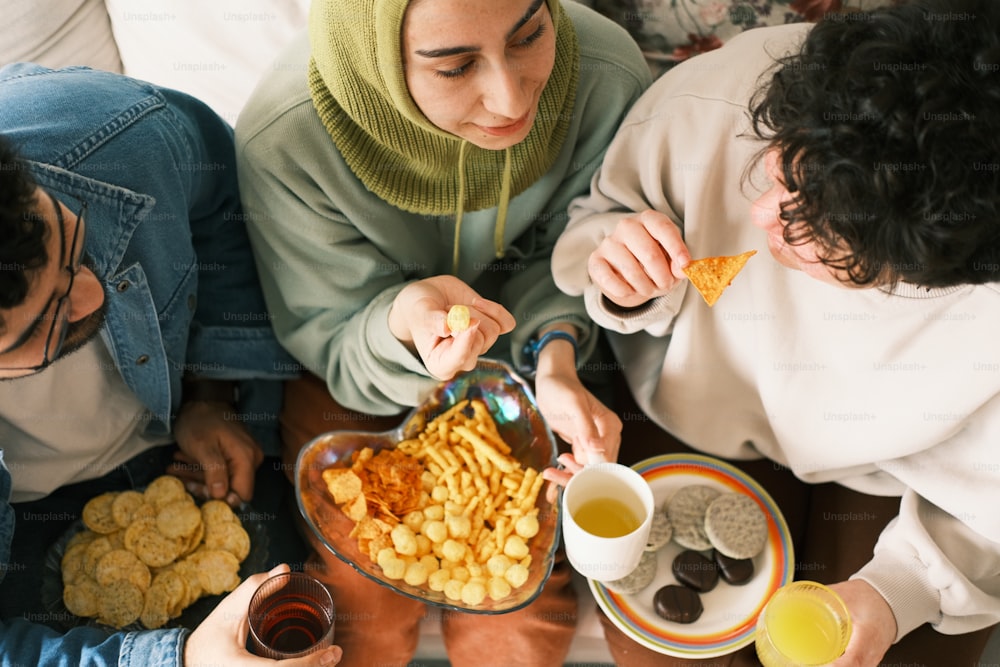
[{"x1": 755, "y1": 581, "x2": 852, "y2": 666}]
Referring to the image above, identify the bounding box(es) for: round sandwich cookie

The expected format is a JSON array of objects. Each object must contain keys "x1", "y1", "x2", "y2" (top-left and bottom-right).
[
  {"x1": 644, "y1": 509, "x2": 673, "y2": 552},
  {"x1": 704, "y1": 492, "x2": 768, "y2": 560},
  {"x1": 653, "y1": 584, "x2": 703, "y2": 624},
  {"x1": 666, "y1": 485, "x2": 720, "y2": 551},
  {"x1": 604, "y1": 550, "x2": 658, "y2": 595},
  {"x1": 671, "y1": 549, "x2": 719, "y2": 593}
]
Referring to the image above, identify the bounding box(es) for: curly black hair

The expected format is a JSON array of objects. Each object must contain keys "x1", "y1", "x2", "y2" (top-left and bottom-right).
[
  {"x1": 750, "y1": 0, "x2": 1000, "y2": 288},
  {"x1": 0, "y1": 134, "x2": 49, "y2": 313}
]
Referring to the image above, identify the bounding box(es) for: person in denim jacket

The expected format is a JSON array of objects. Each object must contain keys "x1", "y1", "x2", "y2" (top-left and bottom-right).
[{"x1": 0, "y1": 64, "x2": 341, "y2": 667}]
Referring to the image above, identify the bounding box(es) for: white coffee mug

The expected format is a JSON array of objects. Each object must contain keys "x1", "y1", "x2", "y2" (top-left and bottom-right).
[{"x1": 561, "y1": 462, "x2": 654, "y2": 582}]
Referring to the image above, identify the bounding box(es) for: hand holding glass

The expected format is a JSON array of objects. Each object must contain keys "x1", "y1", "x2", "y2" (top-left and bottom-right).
[
  {"x1": 755, "y1": 580, "x2": 852, "y2": 666},
  {"x1": 247, "y1": 571, "x2": 335, "y2": 659}
]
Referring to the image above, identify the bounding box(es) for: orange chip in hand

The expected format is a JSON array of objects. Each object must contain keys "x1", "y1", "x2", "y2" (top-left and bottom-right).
[{"x1": 683, "y1": 250, "x2": 757, "y2": 307}]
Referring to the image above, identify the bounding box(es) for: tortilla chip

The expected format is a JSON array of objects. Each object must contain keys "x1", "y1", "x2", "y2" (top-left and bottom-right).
[{"x1": 683, "y1": 250, "x2": 757, "y2": 306}]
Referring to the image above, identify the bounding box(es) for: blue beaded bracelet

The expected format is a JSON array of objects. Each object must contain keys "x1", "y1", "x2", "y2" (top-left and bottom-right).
[{"x1": 521, "y1": 330, "x2": 578, "y2": 375}]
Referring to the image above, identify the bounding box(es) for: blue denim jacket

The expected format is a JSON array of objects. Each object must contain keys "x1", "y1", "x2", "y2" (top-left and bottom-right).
[{"x1": 0, "y1": 63, "x2": 296, "y2": 665}]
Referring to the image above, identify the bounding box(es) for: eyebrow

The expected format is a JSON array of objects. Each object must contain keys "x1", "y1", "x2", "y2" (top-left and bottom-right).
[
  {"x1": 0, "y1": 193, "x2": 65, "y2": 356},
  {"x1": 414, "y1": 0, "x2": 545, "y2": 58}
]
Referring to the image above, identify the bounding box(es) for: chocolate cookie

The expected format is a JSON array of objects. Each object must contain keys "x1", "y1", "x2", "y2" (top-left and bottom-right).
[
  {"x1": 671, "y1": 549, "x2": 719, "y2": 593},
  {"x1": 704, "y1": 493, "x2": 768, "y2": 559},
  {"x1": 653, "y1": 584, "x2": 703, "y2": 624},
  {"x1": 666, "y1": 485, "x2": 719, "y2": 551},
  {"x1": 713, "y1": 549, "x2": 755, "y2": 586},
  {"x1": 604, "y1": 550, "x2": 658, "y2": 595},
  {"x1": 644, "y1": 509, "x2": 673, "y2": 552}
]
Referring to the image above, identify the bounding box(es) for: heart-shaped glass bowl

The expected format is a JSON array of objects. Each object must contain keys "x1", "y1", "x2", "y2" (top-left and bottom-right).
[{"x1": 296, "y1": 359, "x2": 560, "y2": 613}]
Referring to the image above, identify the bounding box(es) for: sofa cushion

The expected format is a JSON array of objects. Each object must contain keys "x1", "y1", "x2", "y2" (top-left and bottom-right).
[
  {"x1": 103, "y1": 0, "x2": 310, "y2": 125},
  {"x1": 2, "y1": 0, "x2": 123, "y2": 72}
]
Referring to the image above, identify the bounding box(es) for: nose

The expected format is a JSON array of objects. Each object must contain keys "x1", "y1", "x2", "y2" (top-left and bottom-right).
[
  {"x1": 750, "y1": 185, "x2": 785, "y2": 233},
  {"x1": 481, "y1": 61, "x2": 529, "y2": 120},
  {"x1": 67, "y1": 266, "x2": 106, "y2": 322}
]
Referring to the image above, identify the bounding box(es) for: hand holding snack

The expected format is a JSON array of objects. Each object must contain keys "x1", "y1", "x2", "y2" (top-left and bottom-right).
[
  {"x1": 587, "y1": 209, "x2": 691, "y2": 309},
  {"x1": 387, "y1": 275, "x2": 515, "y2": 380}
]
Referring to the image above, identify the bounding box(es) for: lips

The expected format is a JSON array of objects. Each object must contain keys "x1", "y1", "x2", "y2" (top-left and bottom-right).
[{"x1": 476, "y1": 113, "x2": 530, "y2": 137}]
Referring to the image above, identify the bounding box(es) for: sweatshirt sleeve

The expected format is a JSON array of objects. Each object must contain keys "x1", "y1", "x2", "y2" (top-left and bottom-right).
[
  {"x1": 552, "y1": 85, "x2": 693, "y2": 338},
  {"x1": 852, "y1": 397, "x2": 1000, "y2": 639}
]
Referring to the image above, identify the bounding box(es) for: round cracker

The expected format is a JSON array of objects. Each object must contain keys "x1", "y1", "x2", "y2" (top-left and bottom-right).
[
  {"x1": 200, "y1": 499, "x2": 238, "y2": 526},
  {"x1": 98, "y1": 580, "x2": 144, "y2": 628},
  {"x1": 95, "y1": 549, "x2": 152, "y2": 592},
  {"x1": 604, "y1": 550, "x2": 658, "y2": 595},
  {"x1": 204, "y1": 521, "x2": 250, "y2": 561},
  {"x1": 63, "y1": 576, "x2": 103, "y2": 618},
  {"x1": 111, "y1": 490, "x2": 148, "y2": 528},
  {"x1": 143, "y1": 475, "x2": 189, "y2": 511},
  {"x1": 704, "y1": 493, "x2": 768, "y2": 559},
  {"x1": 151, "y1": 570, "x2": 189, "y2": 618},
  {"x1": 666, "y1": 484, "x2": 720, "y2": 551},
  {"x1": 82, "y1": 492, "x2": 121, "y2": 534},
  {"x1": 83, "y1": 537, "x2": 114, "y2": 577},
  {"x1": 644, "y1": 510, "x2": 673, "y2": 552},
  {"x1": 130, "y1": 523, "x2": 185, "y2": 568},
  {"x1": 140, "y1": 584, "x2": 172, "y2": 630},
  {"x1": 61, "y1": 542, "x2": 91, "y2": 585},
  {"x1": 156, "y1": 499, "x2": 203, "y2": 539},
  {"x1": 191, "y1": 549, "x2": 241, "y2": 595}
]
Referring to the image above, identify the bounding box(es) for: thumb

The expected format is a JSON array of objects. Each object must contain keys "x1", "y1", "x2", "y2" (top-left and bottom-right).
[
  {"x1": 224, "y1": 564, "x2": 291, "y2": 631},
  {"x1": 196, "y1": 441, "x2": 230, "y2": 499}
]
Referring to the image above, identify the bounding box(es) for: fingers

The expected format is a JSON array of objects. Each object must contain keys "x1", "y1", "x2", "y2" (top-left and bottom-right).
[
  {"x1": 589, "y1": 211, "x2": 690, "y2": 305},
  {"x1": 220, "y1": 431, "x2": 262, "y2": 503},
  {"x1": 218, "y1": 563, "x2": 290, "y2": 635},
  {"x1": 282, "y1": 645, "x2": 344, "y2": 667}
]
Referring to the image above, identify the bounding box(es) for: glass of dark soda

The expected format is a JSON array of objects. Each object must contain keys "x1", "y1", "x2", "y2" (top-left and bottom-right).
[{"x1": 248, "y1": 571, "x2": 335, "y2": 658}]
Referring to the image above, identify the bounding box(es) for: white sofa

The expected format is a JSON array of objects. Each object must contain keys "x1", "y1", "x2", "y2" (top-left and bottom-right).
[{"x1": 0, "y1": 2, "x2": 614, "y2": 663}]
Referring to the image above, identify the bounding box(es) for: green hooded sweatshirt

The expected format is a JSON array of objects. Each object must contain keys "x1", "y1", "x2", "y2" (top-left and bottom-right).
[{"x1": 235, "y1": 0, "x2": 651, "y2": 414}]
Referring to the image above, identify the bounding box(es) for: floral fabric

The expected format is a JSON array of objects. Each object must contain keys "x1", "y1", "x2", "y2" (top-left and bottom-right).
[{"x1": 580, "y1": 0, "x2": 903, "y2": 77}]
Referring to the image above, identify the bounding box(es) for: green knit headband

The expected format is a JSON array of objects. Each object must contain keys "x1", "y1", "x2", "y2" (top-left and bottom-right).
[{"x1": 307, "y1": 0, "x2": 580, "y2": 215}]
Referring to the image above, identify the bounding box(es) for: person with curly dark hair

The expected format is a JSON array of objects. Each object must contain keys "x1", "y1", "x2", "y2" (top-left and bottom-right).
[{"x1": 552, "y1": 0, "x2": 1000, "y2": 664}]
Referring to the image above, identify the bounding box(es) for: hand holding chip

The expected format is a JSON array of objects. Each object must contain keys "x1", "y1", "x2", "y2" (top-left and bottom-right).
[
  {"x1": 587, "y1": 209, "x2": 691, "y2": 309},
  {"x1": 387, "y1": 275, "x2": 515, "y2": 380}
]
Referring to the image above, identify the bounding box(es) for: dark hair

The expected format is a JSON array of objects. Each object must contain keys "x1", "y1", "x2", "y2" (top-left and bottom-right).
[
  {"x1": 750, "y1": 0, "x2": 1000, "y2": 287},
  {"x1": 0, "y1": 134, "x2": 49, "y2": 312}
]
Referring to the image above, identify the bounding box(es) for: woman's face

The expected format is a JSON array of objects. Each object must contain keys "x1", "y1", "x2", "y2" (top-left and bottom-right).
[{"x1": 402, "y1": 0, "x2": 557, "y2": 150}]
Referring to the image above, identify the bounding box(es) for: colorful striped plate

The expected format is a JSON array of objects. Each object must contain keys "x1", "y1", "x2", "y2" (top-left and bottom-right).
[{"x1": 589, "y1": 453, "x2": 794, "y2": 658}]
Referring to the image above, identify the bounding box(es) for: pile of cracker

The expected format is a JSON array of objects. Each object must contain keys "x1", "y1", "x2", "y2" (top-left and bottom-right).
[{"x1": 61, "y1": 475, "x2": 250, "y2": 629}]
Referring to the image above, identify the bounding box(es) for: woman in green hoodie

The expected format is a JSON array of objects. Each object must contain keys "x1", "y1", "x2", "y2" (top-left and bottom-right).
[{"x1": 235, "y1": 0, "x2": 650, "y2": 663}]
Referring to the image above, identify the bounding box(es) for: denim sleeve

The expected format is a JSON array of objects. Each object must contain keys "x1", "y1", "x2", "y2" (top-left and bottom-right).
[
  {"x1": 0, "y1": 618, "x2": 187, "y2": 667},
  {"x1": 157, "y1": 87, "x2": 296, "y2": 379}
]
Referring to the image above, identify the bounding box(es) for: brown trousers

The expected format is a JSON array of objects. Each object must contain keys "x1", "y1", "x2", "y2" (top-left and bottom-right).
[
  {"x1": 607, "y1": 383, "x2": 995, "y2": 667},
  {"x1": 281, "y1": 373, "x2": 577, "y2": 667}
]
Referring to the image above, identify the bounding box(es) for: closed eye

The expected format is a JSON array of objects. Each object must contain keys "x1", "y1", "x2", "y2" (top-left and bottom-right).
[{"x1": 514, "y1": 22, "x2": 546, "y2": 48}]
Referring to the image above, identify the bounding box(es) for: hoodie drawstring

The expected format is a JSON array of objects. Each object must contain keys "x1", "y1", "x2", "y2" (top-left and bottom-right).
[{"x1": 451, "y1": 144, "x2": 513, "y2": 275}]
